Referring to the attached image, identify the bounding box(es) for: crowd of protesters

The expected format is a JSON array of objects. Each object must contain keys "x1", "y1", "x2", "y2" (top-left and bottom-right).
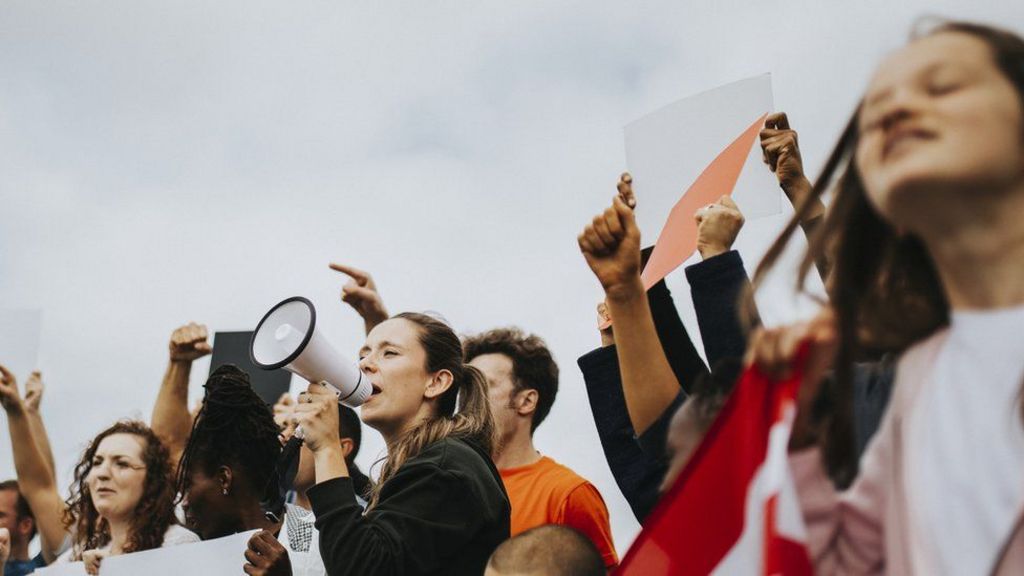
[{"x1": 2, "y1": 18, "x2": 1024, "y2": 576}]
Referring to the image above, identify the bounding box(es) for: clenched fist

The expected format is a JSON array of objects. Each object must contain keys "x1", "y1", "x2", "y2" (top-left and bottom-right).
[
  {"x1": 169, "y1": 323, "x2": 212, "y2": 363},
  {"x1": 578, "y1": 178, "x2": 642, "y2": 301},
  {"x1": 695, "y1": 195, "x2": 745, "y2": 259}
]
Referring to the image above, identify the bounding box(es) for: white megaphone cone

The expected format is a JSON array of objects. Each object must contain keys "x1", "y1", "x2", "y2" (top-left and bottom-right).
[{"x1": 250, "y1": 297, "x2": 373, "y2": 417}]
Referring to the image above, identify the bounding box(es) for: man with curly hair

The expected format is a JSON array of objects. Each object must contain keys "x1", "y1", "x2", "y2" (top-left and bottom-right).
[{"x1": 464, "y1": 328, "x2": 618, "y2": 569}]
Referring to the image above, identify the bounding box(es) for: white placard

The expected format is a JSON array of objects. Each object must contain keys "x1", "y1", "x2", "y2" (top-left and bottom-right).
[
  {"x1": 625, "y1": 74, "x2": 780, "y2": 240},
  {"x1": 0, "y1": 309, "x2": 43, "y2": 381},
  {"x1": 100, "y1": 530, "x2": 259, "y2": 576},
  {"x1": 33, "y1": 562, "x2": 89, "y2": 576}
]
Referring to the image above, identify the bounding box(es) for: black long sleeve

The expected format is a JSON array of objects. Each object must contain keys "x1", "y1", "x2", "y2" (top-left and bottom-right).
[
  {"x1": 307, "y1": 438, "x2": 510, "y2": 576},
  {"x1": 578, "y1": 273, "x2": 708, "y2": 523},
  {"x1": 578, "y1": 346, "x2": 666, "y2": 522},
  {"x1": 685, "y1": 250, "x2": 755, "y2": 366},
  {"x1": 648, "y1": 277, "x2": 710, "y2": 394}
]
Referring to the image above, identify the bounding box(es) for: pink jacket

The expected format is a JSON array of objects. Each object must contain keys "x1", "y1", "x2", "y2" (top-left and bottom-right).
[{"x1": 790, "y1": 331, "x2": 1024, "y2": 575}]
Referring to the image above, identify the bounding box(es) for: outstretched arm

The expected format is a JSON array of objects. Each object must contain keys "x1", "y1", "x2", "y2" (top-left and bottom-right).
[
  {"x1": 151, "y1": 323, "x2": 211, "y2": 468},
  {"x1": 760, "y1": 112, "x2": 830, "y2": 280},
  {"x1": 578, "y1": 175, "x2": 681, "y2": 435},
  {"x1": 22, "y1": 371, "x2": 56, "y2": 479},
  {"x1": 0, "y1": 365, "x2": 68, "y2": 562}
]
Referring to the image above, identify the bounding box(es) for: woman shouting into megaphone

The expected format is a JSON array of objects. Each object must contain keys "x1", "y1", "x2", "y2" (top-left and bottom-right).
[{"x1": 295, "y1": 312, "x2": 511, "y2": 576}]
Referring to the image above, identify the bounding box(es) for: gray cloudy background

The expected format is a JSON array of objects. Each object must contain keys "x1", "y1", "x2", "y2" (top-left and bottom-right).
[{"x1": 2, "y1": 0, "x2": 1021, "y2": 553}]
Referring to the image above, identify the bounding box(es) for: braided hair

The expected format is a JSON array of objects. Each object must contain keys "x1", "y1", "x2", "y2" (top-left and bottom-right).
[{"x1": 176, "y1": 365, "x2": 281, "y2": 502}]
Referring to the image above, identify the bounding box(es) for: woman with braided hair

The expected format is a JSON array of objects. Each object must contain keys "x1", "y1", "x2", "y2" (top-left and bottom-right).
[{"x1": 176, "y1": 364, "x2": 326, "y2": 576}]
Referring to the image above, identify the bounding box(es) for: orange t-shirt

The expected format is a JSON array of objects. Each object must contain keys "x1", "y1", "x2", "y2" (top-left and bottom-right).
[{"x1": 499, "y1": 456, "x2": 618, "y2": 568}]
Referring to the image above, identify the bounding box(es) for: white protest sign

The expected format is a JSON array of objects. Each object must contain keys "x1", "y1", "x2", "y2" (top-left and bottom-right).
[
  {"x1": 624, "y1": 73, "x2": 780, "y2": 241},
  {"x1": 0, "y1": 309, "x2": 43, "y2": 381},
  {"x1": 33, "y1": 563, "x2": 89, "y2": 576},
  {"x1": 100, "y1": 530, "x2": 259, "y2": 576}
]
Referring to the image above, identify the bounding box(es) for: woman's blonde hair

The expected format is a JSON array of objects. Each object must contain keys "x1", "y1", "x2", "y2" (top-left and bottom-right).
[{"x1": 368, "y1": 312, "x2": 495, "y2": 508}]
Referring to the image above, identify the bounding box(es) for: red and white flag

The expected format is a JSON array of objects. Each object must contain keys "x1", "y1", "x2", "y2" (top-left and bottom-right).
[{"x1": 617, "y1": 352, "x2": 814, "y2": 575}]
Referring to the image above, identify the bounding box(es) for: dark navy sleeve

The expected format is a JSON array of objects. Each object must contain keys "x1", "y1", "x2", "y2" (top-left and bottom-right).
[
  {"x1": 647, "y1": 278, "x2": 709, "y2": 394},
  {"x1": 578, "y1": 346, "x2": 668, "y2": 523},
  {"x1": 684, "y1": 250, "x2": 756, "y2": 366}
]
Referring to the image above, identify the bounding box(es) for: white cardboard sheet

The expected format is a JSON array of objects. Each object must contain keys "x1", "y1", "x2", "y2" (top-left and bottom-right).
[
  {"x1": 99, "y1": 530, "x2": 259, "y2": 576},
  {"x1": 624, "y1": 74, "x2": 780, "y2": 240},
  {"x1": 33, "y1": 563, "x2": 89, "y2": 576},
  {"x1": 0, "y1": 308, "x2": 43, "y2": 381}
]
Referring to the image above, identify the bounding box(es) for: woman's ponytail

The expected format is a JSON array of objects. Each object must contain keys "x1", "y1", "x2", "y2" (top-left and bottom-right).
[{"x1": 367, "y1": 313, "x2": 496, "y2": 508}]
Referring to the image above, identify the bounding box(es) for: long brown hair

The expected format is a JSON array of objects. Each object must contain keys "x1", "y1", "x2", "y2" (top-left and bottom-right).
[
  {"x1": 368, "y1": 312, "x2": 496, "y2": 508},
  {"x1": 751, "y1": 21, "x2": 1024, "y2": 486},
  {"x1": 63, "y1": 420, "x2": 179, "y2": 558}
]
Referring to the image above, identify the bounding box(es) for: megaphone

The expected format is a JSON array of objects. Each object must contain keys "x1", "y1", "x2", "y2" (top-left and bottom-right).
[
  {"x1": 250, "y1": 296, "x2": 372, "y2": 408},
  {"x1": 250, "y1": 296, "x2": 372, "y2": 523}
]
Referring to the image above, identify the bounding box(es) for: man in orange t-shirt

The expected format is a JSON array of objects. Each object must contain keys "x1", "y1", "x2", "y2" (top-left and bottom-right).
[{"x1": 465, "y1": 329, "x2": 618, "y2": 569}]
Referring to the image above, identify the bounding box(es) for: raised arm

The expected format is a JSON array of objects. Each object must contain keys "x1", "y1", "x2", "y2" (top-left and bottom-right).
[
  {"x1": 151, "y1": 323, "x2": 211, "y2": 467},
  {"x1": 22, "y1": 370, "x2": 56, "y2": 479},
  {"x1": 760, "y1": 112, "x2": 830, "y2": 280},
  {"x1": 0, "y1": 365, "x2": 68, "y2": 562},
  {"x1": 577, "y1": 176, "x2": 680, "y2": 435},
  {"x1": 685, "y1": 195, "x2": 756, "y2": 364},
  {"x1": 328, "y1": 263, "x2": 390, "y2": 336}
]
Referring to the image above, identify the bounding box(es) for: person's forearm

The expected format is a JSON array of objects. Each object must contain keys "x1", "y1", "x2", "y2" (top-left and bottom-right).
[
  {"x1": 6, "y1": 410, "x2": 68, "y2": 561},
  {"x1": 606, "y1": 277, "x2": 684, "y2": 435},
  {"x1": 314, "y1": 444, "x2": 350, "y2": 485},
  {"x1": 26, "y1": 409, "x2": 56, "y2": 479},
  {"x1": 151, "y1": 360, "x2": 194, "y2": 466},
  {"x1": 784, "y1": 178, "x2": 831, "y2": 281}
]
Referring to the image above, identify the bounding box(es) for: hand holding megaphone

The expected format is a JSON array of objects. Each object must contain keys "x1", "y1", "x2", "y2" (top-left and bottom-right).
[
  {"x1": 292, "y1": 382, "x2": 343, "y2": 454},
  {"x1": 251, "y1": 296, "x2": 370, "y2": 520}
]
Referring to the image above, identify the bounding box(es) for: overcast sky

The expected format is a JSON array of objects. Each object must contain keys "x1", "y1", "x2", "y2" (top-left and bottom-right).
[{"x1": 2, "y1": 0, "x2": 1021, "y2": 554}]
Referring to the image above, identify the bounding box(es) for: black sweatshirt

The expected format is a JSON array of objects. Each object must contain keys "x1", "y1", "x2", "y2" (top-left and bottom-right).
[{"x1": 307, "y1": 437, "x2": 510, "y2": 576}]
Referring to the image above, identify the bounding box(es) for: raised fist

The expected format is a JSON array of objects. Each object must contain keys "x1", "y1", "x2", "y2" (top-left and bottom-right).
[
  {"x1": 169, "y1": 322, "x2": 212, "y2": 363},
  {"x1": 695, "y1": 195, "x2": 745, "y2": 259},
  {"x1": 578, "y1": 176, "x2": 642, "y2": 300}
]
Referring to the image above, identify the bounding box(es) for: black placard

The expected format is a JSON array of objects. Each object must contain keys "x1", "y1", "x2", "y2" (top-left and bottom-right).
[{"x1": 209, "y1": 331, "x2": 292, "y2": 406}]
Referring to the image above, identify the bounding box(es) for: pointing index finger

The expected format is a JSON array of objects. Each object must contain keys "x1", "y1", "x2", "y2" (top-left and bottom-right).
[{"x1": 329, "y1": 263, "x2": 369, "y2": 285}]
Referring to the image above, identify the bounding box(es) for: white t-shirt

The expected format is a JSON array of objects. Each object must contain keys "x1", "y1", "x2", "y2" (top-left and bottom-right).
[
  {"x1": 55, "y1": 523, "x2": 200, "y2": 562},
  {"x1": 904, "y1": 304, "x2": 1024, "y2": 575}
]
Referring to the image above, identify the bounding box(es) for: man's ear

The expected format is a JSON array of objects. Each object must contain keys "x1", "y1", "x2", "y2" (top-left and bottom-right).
[
  {"x1": 424, "y1": 369, "x2": 455, "y2": 400},
  {"x1": 339, "y1": 438, "x2": 355, "y2": 460},
  {"x1": 515, "y1": 389, "x2": 539, "y2": 418},
  {"x1": 17, "y1": 515, "x2": 35, "y2": 539}
]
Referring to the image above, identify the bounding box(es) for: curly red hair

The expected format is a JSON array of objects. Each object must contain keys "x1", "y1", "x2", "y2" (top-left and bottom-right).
[{"x1": 62, "y1": 420, "x2": 179, "y2": 558}]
